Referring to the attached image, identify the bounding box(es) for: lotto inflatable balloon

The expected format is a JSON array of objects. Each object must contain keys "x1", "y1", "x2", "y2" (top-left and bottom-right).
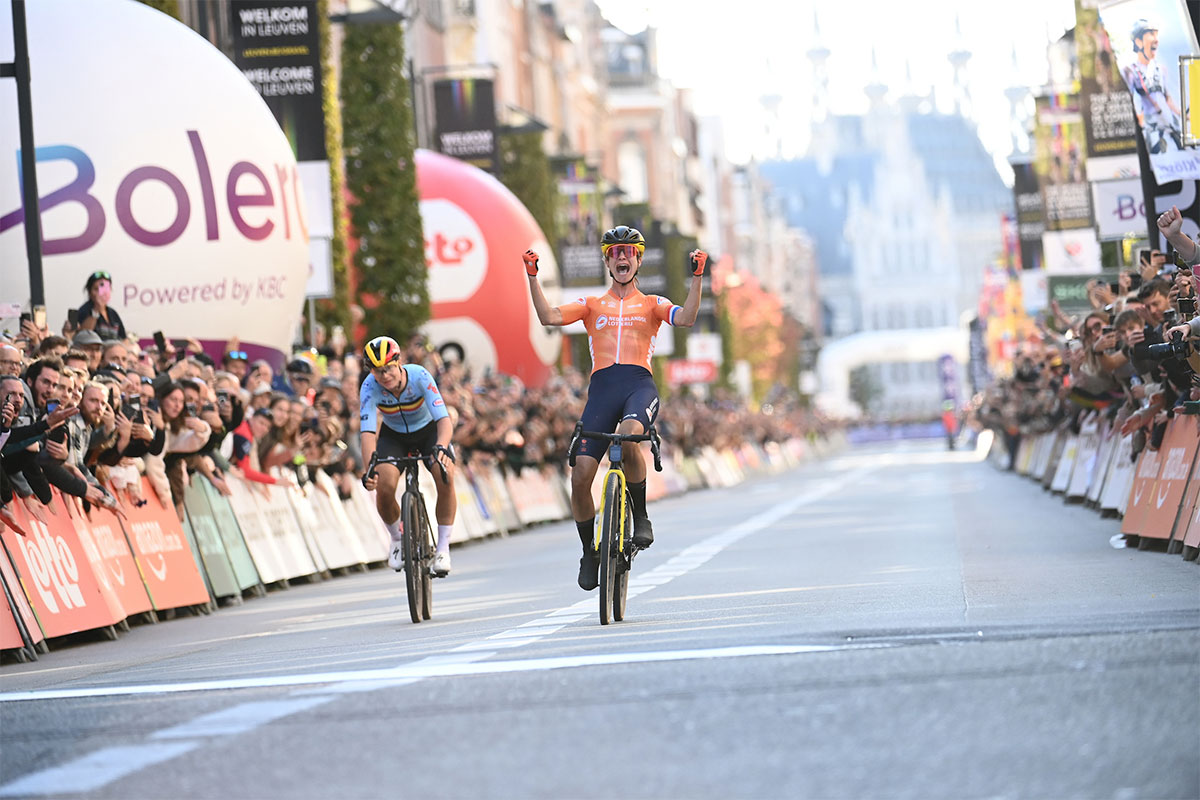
[
  {"x1": 0, "y1": 0, "x2": 309, "y2": 361},
  {"x1": 415, "y1": 149, "x2": 561, "y2": 387}
]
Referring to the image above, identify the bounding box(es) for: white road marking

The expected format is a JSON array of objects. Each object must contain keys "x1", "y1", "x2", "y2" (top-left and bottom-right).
[
  {"x1": 150, "y1": 697, "x2": 334, "y2": 739},
  {"x1": 0, "y1": 742, "x2": 199, "y2": 797},
  {"x1": 0, "y1": 462, "x2": 877, "y2": 797}
]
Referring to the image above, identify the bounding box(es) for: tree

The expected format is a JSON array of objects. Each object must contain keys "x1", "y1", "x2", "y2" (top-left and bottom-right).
[
  {"x1": 849, "y1": 365, "x2": 883, "y2": 416},
  {"x1": 340, "y1": 22, "x2": 428, "y2": 341},
  {"x1": 315, "y1": 0, "x2": 352, "y2": 333},
  {"x1": 498, "y1": 132, "x2": 561, "y2": 253},
  {"x1": 136, "y1": 0, "x2": 180, "y2": 20}
]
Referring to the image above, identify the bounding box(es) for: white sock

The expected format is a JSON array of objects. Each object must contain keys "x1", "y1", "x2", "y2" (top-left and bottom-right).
[
  {"x1": 437, "y1": 524, "x2": 452, "y2": 554},
  {"x1": 385, "y1": 518, "x2": 402, "y2": 543}
]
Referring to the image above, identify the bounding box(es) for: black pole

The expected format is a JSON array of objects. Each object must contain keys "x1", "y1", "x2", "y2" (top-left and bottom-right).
[{"x1": 10, "y1": 0, "x2": 45, "y2": 310}]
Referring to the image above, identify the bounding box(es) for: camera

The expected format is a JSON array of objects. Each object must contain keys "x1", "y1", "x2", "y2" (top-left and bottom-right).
[
  {"x1": 216, "y1": 389, "x2": 230, "y2": 403},
  {"x1": 1179, "y1": 295, "x2": 1196, "y2": 316},
  {"x1": 184, "y1": 402, "x2": 198, "y2": 417},
  {"x1": 1145, "y1": 330, "x2": 1191, "y2": 361}
]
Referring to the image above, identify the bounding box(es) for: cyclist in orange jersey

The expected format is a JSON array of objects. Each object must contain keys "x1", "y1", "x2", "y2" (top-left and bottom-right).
[{"x1": 523, "y1": 225, "x2": 707, "y2": 590}]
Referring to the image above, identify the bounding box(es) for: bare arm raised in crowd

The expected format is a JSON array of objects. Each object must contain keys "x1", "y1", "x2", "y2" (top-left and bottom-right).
[{"x1": 1158, "y1": 207, "x2": 1199, "y2": 265}]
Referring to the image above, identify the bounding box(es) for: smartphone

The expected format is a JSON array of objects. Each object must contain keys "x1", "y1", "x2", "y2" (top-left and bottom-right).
[
  {"x1": 153, "y1": 330, "x2": 167, "y2": 351},
  {"x1": 1108, "y1": 282, "x2": 1120, "y2": 294},
  {"x1": 19, "y1": 312, "x2": 31, "y2": 326},
  {"x1": 1139, "y1": 248, "x2": 1151, "y2": 266},
  {"x1": 121, "y1": 394, "x2": 142, "y2": 421},
  {"x1": 45, "y1": 399, "x2": 60, "y2": 414},
  {"x1": 1129, "y1": 273, "x2": 1143, "y2": 290},
  {"x1": 32, "y1": 306, "x2": 45, "y2": 329},
  {"x1": 147, "y1": 398, "x2": 159, "y2": 413},
  {"x1": 1102, "y1": 326, "x2": 1114, "y2": 335},
  {"x1": 66, "y1": 308, "x2": 79, "y2": 327}
]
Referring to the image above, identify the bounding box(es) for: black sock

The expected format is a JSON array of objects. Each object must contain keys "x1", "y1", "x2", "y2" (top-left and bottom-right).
[
  {"x1": 576, "y1": 518, "x2": 594, "y2": 552},
  {"x1": 628, "y1": 479, "x2": 648, "y2": 520}
]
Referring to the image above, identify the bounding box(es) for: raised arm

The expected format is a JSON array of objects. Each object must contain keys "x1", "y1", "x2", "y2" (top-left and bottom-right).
[
  {"x1": 524, "y1": 250, "x2": 564, "y2": 326},
  {"x1": 1158, "y1": 207, "x2": 1199, "y2": 265},
  {"x1": 672, "y1": 251, "x2": 708, "y2": 328}
]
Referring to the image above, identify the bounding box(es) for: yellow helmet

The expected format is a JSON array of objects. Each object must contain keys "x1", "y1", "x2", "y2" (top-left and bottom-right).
[{"x1": 363, "y1": 336, "x2": 402, "y2": 369}]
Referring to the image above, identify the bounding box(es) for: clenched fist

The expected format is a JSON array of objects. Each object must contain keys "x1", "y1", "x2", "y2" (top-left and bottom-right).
[{"x1": 523, "y1": 250, "x2": 540, "y2": 277}]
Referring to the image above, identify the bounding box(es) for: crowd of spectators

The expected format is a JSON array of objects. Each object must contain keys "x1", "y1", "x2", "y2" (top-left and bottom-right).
[
  {"x1": 1, "y1": 272, "x2": 824, "y2": 532},
  {"x1": 975, "y1": 215, "x2": 1200, "y2": 467}
]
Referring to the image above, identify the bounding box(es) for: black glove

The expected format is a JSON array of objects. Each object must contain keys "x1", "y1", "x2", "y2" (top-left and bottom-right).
[
  {"x1": 689, "y1": 250, "x2": 708, "y2": 277},
  {"x1": 434, "y1": 443, "x2": 456, "y2": 463}
]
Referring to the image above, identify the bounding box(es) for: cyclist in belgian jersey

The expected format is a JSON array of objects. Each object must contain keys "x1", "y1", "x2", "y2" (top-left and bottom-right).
[
  {"x1": 359, "y1": 336, "x2": 457, "y2": 577},
  {"x1": 523, "y1": 225, "x2": 707, "y2": 590}
]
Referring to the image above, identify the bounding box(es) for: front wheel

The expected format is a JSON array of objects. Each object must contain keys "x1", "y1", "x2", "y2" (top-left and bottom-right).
[
  {"x1": 419, "y1": 501, "x2": 434, "y2": 620},
  {"x1": 598, "y1": 472, "x2": 622, "y2": 625},
  {"x1": 612, "y1": 501, "x2": 632, "y2": 622},
  {"x1": 401, "y1": 492, "x2": 423, "y2": 624}
]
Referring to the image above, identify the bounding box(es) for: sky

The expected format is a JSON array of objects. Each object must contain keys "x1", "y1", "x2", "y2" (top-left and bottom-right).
[{"x1": 594, "y1": 0, "x2": 1079, "y2": 182}]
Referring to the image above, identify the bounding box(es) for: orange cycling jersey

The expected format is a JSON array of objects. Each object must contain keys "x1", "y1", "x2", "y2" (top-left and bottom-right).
[{"x1": 556, "y1": 287, "x2": 682, "y2": 374}]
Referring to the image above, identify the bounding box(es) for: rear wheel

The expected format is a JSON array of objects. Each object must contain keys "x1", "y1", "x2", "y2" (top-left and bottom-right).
[
  {"x1": 401, "y1": 492, "x2": 422, "y2": 624},
  {"x1": 598, "y1": 473, "x2": 622, "y2": 625},
  {"x1": 419, "y1": 502, "x2": 433, "y2": 620}
]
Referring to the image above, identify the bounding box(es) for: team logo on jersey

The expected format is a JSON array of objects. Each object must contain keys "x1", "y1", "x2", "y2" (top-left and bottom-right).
[
  {"x1": 596, "y1": 315, "x2": 608, "y2": 329},
  {"x1": 656, "y1": 296, "x2": 668, "y2": 305}
]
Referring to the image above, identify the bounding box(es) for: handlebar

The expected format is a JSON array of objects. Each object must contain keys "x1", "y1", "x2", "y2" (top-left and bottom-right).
[
  {"x1": 567, "y1": 421, "x2": 662, "y2": 472},
  {"x1": 366, "y1": 451, "x2": 449, "y2": 484}
]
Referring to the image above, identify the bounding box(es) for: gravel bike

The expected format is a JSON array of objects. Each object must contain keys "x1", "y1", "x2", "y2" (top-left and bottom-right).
[
  {"x1": 367, "y1": 452, "x2": 445, "y2": 624},
  {"x1": 568, "y1": 421, "x2": 663, "y2": 625}
]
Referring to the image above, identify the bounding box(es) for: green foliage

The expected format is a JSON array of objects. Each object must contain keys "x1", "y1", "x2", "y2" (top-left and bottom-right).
[
  {"x1": 340, "y1": 22, "x2": 428, "y2": 341},
  {"x1": 136, "y1": 0, "x2": 180, "y2": 20},
  {"x1": 498, "y1": 132, "x2": 561, "y2": 251},
  {"x1": 849, "y1": 364, "x2": 883, "y2": 415},
  {"x1": 315, "y1": 0, "x2": 351, "y2": 334}
]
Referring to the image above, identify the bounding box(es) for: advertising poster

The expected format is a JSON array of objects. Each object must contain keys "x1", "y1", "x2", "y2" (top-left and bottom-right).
[
  {"x1": 1100, "y1": 0, "x2": 1200, "y2": 183},
  {"x1": 432, "y1": 78, "x2": 498, "y2": 175},
  {"x1": 1091, "y1": 177, "x2": 1147, "y2": 239},
  {"x1": 230, "y1": 1, "x2": 327, "y2": 162},
  {"x1": 1033, "y1": 93, "x2": 1096, "y2": 230},
  {"x1": 1012, "y1": 159, "x2": 1046, "y2": 269},
  {"x1": 1075, "y1": 0, "x2": 1141, "y2": 179},
  {"x1": 556, "y1": 159, "x2": 607, "y2": 288},
  {"x1": 1042, "y1": 229, "x2": 1103, "y2": 274}
]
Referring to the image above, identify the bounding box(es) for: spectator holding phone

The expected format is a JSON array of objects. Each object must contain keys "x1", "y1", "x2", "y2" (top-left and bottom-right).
[{"x1": 76, "y1": 271, "x2": 126, "y2": 342}]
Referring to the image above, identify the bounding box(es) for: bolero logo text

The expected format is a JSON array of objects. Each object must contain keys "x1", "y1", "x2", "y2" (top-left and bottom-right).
[{"x1": 0, "y1": 130, "x2": 307, "y2": 255}]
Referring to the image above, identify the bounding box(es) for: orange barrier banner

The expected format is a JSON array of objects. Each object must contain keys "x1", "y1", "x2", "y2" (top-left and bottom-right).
[
  {"x1": 65, "y1": 496, "x2": 154, "y2": 618},
  {"x1": 120, "y1": 478, "x2": 210, "y2": 611},
  {"x1": 0, "y1": 542, "x2": 43, "y2": 651},
  {"x1": 1121, "y1": 448, "x2": 1163, "y2": 536},
  {"x1": 1, "y1": 497, "x2": 124, "y2": 639},
  {"x1": 1140, "y1": 417, "x2": 1200, "y2": 540}
]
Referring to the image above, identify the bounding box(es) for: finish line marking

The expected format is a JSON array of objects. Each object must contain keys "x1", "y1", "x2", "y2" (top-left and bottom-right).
[{"x1": 0, "y1": 463, "x2": 879, "y2": 797}]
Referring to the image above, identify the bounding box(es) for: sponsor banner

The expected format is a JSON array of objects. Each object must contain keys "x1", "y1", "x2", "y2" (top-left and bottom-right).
[
  {"x1": 1100, "y1": 0, "x2": 1200, "y2": 183},
  {"x1": 1051, "y1": 268, "x2": 1123, "y2": 311},
  {"x1": 1122, "y1": 446, "x2": 1164, "y2": 534},
  {"x1": 183, "y1": 481, "x2": 242, "y2": 599},
  {"x1": 199, "y1": 478, "x2": 262, "y2": 591},
  {"x1": 665, "y1": 359, "x2": 717, "y2": 385},
  {"x1": 1033, "y1": 93, "x2": 1095, "y2": 230},
  {"x1": 1076, "y1": 0, "x2": 1141, "y2": 179},
  {"x1": 1011, "y1": 160, "x2": 1046, "y2": 270},
  {"x1": 68, "y1": 497, "x2": 154, "y2": 618},
  {"x1": 226, "y1": 478, "x2": 289, "y2": 583},
  {"x1": 122, "y1": 478, "x2": 211, "y2": 610},
  {"x1": 1091, "y1": 178, "x2": 1148, "y2": 239},
  {"x1": 230, "y1": 1, "x2": 327, "y2": 162},
  {"x1": 433, "y1": 78, "x2": 498, "y2": 175},
  {"x1": 1185, "y1": 56, "x2": 1199, "y2": 146},
  {"x1": 1042, "y1": 228, "x2": 1103, "y2": 273},
  {"x1": 0, "y1": 535, "x2": 45, "y2": 649},
  {"x1": 1019, "y1": 269, "x2": 1049, "y2": 312},
  {"x1": 1, "y1": 496, "x2": 124, "y2": 639},
  {"x1": 0, "y1": 0, "x2": 309, "y2": 359},
  {"x1": 1140, "y1": 416, "x2": 1200, "y2": 539}
]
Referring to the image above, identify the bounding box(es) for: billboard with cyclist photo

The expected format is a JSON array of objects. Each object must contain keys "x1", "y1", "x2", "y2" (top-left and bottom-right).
[{"x1": 1099, "y1": 0, "x2": 1200, "y2": 183}]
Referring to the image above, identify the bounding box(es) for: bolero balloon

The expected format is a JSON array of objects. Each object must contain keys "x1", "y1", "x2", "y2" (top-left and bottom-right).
[{"x1": 0, "y1": 0, "x2": 309, "y2": 364}]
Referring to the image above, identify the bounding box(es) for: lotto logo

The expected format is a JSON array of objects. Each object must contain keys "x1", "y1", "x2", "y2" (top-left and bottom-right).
[
  {"x1": 596, "y1": 315, "x2": 608, "y2": 329},
  {"x1": 16, "y1": 519, "x2": 85, "y2": 614}
]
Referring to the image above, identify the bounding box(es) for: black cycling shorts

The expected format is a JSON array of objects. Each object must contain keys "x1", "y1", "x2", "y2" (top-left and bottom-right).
[
  {"x1": 375, "y1": 420, "x2": 438, "y2": 463},
  {"x1": 577, "y1": 364, "x2": 659, "y2": 460}
]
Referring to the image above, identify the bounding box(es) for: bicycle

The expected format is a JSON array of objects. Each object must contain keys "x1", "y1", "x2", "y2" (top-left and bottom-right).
[
  {"x1": 366, "y1": 451, "x2": 446, "y2": 624},
  {"x1": 567, "y1": 421, "x2": 663, "y2": 625}
]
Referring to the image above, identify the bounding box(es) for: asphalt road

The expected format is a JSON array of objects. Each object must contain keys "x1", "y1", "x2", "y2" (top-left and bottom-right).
[{"x1": 1, "y1": 439, "x2": 1197, "y2": 799}]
